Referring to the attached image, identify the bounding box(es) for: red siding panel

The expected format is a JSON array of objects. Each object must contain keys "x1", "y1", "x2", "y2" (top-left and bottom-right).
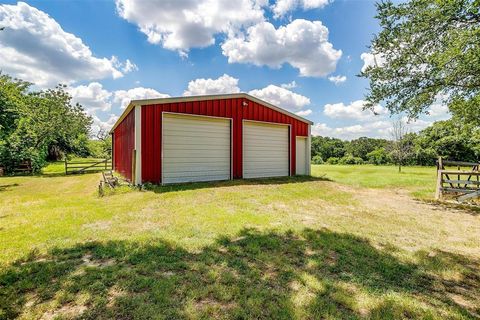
[
  {"x1": 139, "y1": 97, "x2": 309, "y2": 183},
  {"x1": 113, "y1": 108, "x2": 135, "y2": 181}
]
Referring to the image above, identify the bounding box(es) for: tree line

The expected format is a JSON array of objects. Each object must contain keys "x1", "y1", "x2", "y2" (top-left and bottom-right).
[
  {"x1": 311, "y1": 119, "x2": 480, "y2": 167},
  {"x1": 0, "y1": 73, "x2": 111, "y2": 173}
]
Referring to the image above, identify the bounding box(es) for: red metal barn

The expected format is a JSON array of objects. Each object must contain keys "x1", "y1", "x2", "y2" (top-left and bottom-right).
[{"x1": 111, "y1": 93, "x2": 312, "y2": 185}]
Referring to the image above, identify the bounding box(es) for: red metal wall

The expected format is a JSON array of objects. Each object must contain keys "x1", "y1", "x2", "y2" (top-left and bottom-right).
[
  {"x1": 113, "y1": 108, "x2": 135, "y2": 181},
  {"x1": 141, "y1": 97, "x2": 309, "y2": 184}
]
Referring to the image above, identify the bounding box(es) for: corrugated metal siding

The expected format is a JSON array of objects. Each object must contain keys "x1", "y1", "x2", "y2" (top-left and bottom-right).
[
  {"x1": 141, "y1": 97, "x2": 309, "y2": 183},
  {"x1": 113, "y1": 108, "x2": 135, "y2": 181}
]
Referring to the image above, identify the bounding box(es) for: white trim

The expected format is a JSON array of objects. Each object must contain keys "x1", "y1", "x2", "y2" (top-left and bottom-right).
[
  {"x1": 242, "y1": 119, "x2": 291, "y2": 178},
  {"x1": 295, "y1": 136, "x2": 308, "y2": 175},
  {"x1": 110, "y1": 93, "x2": 313, "y2": 133},
  {"x1": 307, "y1": 125, "x2": 311, "y2": 175},
  {"x1": 242, "y1": 118, "x2": 290, "y2": 126},
  {"x1": 161, "y1": 112, "x2": 233, "y2": 185},
  {"x1": 134, "y1": 105, "x2": 142, "y2": 185}
]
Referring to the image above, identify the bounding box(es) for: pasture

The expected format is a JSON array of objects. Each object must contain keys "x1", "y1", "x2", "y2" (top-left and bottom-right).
[{"x1": 0, "y1": 164, "x2": 479, "y2": 319}]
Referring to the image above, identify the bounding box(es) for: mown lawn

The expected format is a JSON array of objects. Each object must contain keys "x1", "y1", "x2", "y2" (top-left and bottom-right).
[
  {"x1": 312, "y1": 164, "x2": 436, "y2": 199},
  {"x1": 0, "y1": 163, "x2": 479, "y2": 319}
]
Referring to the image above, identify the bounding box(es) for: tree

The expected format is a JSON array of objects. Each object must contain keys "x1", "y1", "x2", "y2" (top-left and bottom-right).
[
  {"x1": 361, "y1": 0, "x2": 480, "y2": 123},
  {"x1": 0, "y1": 75, "x2": 92, "y2": 173},
  {"x1": 311, "y1": 136, "x2": 346, "y2": 160},
  {"x1": 415, "y1": 119, "x2": 480, "y2": 162},
  {"x1": 389, "y1": 119, "x2": 412, "y2": 172},
  {"x1": 0, "y1": 74, "x2": 29, "y2": 139},
  {"x1": 346, "y1": 137, "x2": 389, "y2": 161},
  {"x1": 366, "y1": 147, "x2": 391, "y2": 165}
]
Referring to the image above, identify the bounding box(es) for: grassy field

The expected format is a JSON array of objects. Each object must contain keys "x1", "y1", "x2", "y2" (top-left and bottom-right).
[{"x1": 0, "y1": 163, "x2": 479, "y2": 319}]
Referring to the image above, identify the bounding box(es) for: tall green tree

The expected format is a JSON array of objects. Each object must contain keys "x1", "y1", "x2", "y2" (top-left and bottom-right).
[
  {"x1": 311, "y1": 136, "x2": 346, "y2": 161},
  {"x1": 415, "y1": 119, "x2": 480, "y2": 162},
  {"x1": 0, "y1": 74, "x2": 29, "y2": 139},
  {"x1": 346, "y1": 137, "x2": 389, "y2": 161},
  {"x1": 361, "y1": 0, "x2": 480, "y2": 122},
  {"x1": 0, "y1": 75, "x2": 92, "y2": 172}
]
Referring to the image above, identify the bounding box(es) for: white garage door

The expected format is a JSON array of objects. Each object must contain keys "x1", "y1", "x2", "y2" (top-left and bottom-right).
[
  {"x1": 296, "y1": 136, "x2": 307, "y2": 175},
  {"x1": 162, "y1": 113, "x2": 231, "y2": 184},
  {"x1": 243, "y1": 121, "x2": 289, "y2": 178}
]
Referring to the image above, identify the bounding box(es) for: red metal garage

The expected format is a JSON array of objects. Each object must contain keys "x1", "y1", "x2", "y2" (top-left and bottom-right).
[{"x1": 111, "y1": 93, "x2": 312, "y2": 185}]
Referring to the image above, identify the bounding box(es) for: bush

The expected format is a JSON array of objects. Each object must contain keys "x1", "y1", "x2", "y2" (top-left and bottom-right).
[
  {"x1": 326, "y1": 157, "x2": 340, "y2": 165},
  {"x1": 366, "y1": 148, "x2": 391, "y2": 165},
  {"x1": 414, "y1": 148, "x2": 437, "y2": 166},
  {"x1": 338, "y1": 155, "x2": 364, "y2": 165},
  {"x1": 312, "y1": 155, "x2": 324, "y2": 164}
]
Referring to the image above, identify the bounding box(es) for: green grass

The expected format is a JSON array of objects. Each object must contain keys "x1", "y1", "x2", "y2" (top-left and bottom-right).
[
  {"x1": 312, "y1": 164, "x2": 436, "y2": 199},
  {"x1": 0, "y1": 163, "x2": 479, "y2": 319}
]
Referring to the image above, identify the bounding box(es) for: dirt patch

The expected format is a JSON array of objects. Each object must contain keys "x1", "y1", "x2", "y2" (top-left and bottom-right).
[
  {"x1": 81, "y1": 254, "x2": 116, "y2": 268},
  {"x1": 42, "y1": 304, "x2": 87, "y2": 320}
]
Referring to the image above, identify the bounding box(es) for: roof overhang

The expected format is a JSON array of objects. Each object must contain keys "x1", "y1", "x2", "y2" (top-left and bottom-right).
[{"x1": 109, "y1": 92, "x2": 313, "y2": 133}]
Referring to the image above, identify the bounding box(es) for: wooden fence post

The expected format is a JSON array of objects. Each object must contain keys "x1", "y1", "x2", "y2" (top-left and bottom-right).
[
  {"x1": 435, "y1": 157, "x2": 443, "y2": 200},
  {"x1": 65, "y1": 158, "x2": 68, "y2": 175}
]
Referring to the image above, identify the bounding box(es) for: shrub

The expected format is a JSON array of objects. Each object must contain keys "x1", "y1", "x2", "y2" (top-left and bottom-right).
[
  {"x1": 326, "y1": 157, "x2": 340, "y2": 165},
  {"x1": 338, "y1": 155, "x2": 364, "y2": 165},
  {"x1": 366, "y1": 148, "x2": 391, "y2": 165},
  {"x1": 312, "y1": 155, "x2": 324, "y2": 164}
]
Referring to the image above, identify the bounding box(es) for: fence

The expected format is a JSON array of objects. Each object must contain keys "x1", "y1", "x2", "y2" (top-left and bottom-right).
[
  {"x1": 435, "y1": 157, "x2": 480, "y2": 202},
  {"x1": 65, "y1": 158, "x2": 112, "y2": 175}
]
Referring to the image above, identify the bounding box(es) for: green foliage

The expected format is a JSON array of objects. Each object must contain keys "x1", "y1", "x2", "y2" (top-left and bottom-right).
[
  {"x1": 87, "y1": 137, "x2": 112, "y2": 159},
  {"x1": 312, "y1": 118, "x2": 479, "y2": 166},
  {"x1": 367, "y1": 147, "x2": 391, "y2": 165},
  {"x1": 361, "y1": 0, "x2": 480, "y2": 123},
  {"x1": 311, "y1": 136, "x2": 346, "y2": 160},
  {"x1": 338, "y1": 155, "x2": 364, "y2": 165},
  {"x1": 414, "y1": 119, "x2": 480, "y2": 162},
  {"x1": 346, "y1": 137, "x2": 388, "y2": 161},
  {"x1": 311, "y1": 155, "x2": 324, "y2": 164},
  {"x1": 0, "y1": 73, "x2": 92, "y2": 173},
  {"x1": 326, "y1": 157, "x2": 340, "y2": 165}
]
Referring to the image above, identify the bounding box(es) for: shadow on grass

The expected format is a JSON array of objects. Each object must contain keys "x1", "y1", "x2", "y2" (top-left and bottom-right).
[
  {"x1": 1, "y1": 229, "x2": 479, "y2": 319},
  {"x1": 0, "y1": 183, "x2": 19, "y2": 192},
  {"x1": 146, "y1": 175, "x2": 331, "y2": 194},
  {"x1": 420, "y1": 199, "x2": 480, "y2": 216}
]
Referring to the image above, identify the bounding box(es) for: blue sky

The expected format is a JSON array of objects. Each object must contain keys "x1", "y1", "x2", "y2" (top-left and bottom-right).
[{"x1": 0, "y1": 0, "x2": 449, "y2": 139}]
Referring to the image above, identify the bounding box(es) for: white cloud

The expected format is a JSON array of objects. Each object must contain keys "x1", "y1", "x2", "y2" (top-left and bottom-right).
[
  {"x1": 115, "y1": 0, "x2": 267, "y2": 55},
  {"x1": 222, "y1": 19, "x2": 341, "y2": 77},
  {"x1": 90, "y1": 113, "x2": 120, "y2": 136},
  {"x1": 312, "y1": 116, "x2": 438, "y2": 140},
  {"x1": 272, "y1": 0, "x2": 330, "y2": 18},
  {"x1": 328, "y1": 75, "x2": 346, "y2": 85},
  {"x1": 183, "y1": 74, "x2": 240, "y2": 96},
  {"x1": 427, "y1": 104, "x2": 449, "y2": 119},
  {"x1": 280, "y1": 81, "x2": 297, "y2": 89},
  {"x1": 312, "y1": 120, "x2": 393, "y2": 140},
  {"x1": 0, "y1": 2, "x2": 129, "y2": 87},
  {"x1": 249, "y1": 84, "x2": 310, "y2": 112},
  {"x1": 111, "y1": 56, "x2": 138, "y2": 73},
  {"x1": 113, "y1": 87, "x2": 170, "y2": 109},
  {"x1": 360, "y1": 51, "x2": 386, "y2": 72},
  {"x1": 323, "y1": 100, "x2": 387, "y2": 121},
  {"x1": 295, "y1": 109, "x2": 312, "y2": 117},
  {"x1": 69, "y1": 82, "x2": 113, "y2": 112},
  {"x1": 69, "y1": 82, "x2": 169, "y2": 134}
]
